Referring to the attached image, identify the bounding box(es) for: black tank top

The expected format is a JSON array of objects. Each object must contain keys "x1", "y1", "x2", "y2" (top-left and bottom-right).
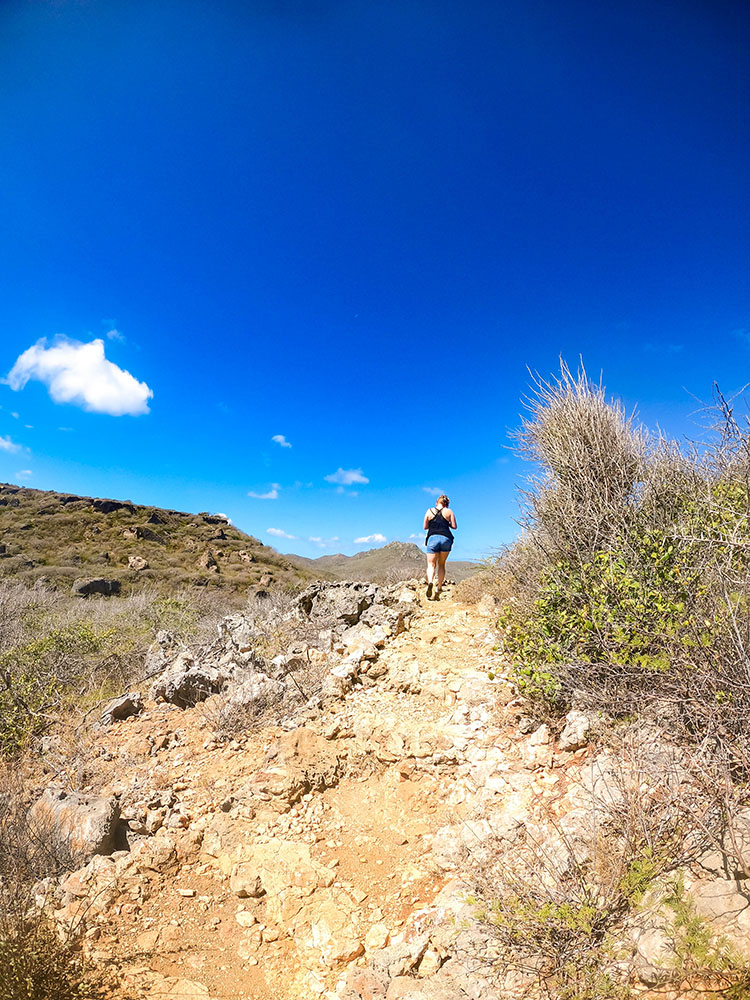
[{"x1": 426, "y1": 507, "x2": 454, "y2": 541}]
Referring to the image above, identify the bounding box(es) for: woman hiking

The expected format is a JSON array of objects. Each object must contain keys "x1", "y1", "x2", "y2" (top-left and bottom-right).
[{"x1": 424, "y1": 494, "x2": 457, "y2": 601}]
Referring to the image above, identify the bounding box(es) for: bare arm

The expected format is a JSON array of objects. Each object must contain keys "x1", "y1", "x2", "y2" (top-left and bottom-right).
[
  {"x1": 423, "y1": 509, "x2": 433, "y2": 530},
  {"x1": 447, "y1": 510, "x2": 457, "y2": 529}
]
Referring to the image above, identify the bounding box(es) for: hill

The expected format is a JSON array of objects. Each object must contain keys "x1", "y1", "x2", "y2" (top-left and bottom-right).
[
  {"x1": 288, "y1": 539, "x2": 480, "y2": 584},
  {"x1": 0, "y1": 482, "x2": 313, "y2": 596}
]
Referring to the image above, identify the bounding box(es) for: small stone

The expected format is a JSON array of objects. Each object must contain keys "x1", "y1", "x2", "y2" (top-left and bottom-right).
[
  {"x1": 417, "y1": 948, "x2": 442, "y2": 977},
  {"x1": 177, "y1": 888, "x2": 196, "y2": 897},
  {"x1": 365, "y1": 923, "x2": 390, "y2": 952}
]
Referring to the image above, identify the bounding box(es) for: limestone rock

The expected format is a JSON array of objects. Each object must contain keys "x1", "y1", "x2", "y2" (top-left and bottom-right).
[
  {"x1": 197, "y1": 550, "x2": 219, "y2": 573},
  {"x1": 144, "y1": 630, "x2": 181, "y2": 679},
  {"x1": 432, "y1": 815, "x2": 521, "y2": 871},
  {"x1": 230, "y1": 863, "x2": 264, "y2": 898},
  {"x1": 100, "y1": 691, "x2": 143, "y2": 726},
  {"x1": 296, "y1": 581, "x2": 378, "y2": 627},
  {"x1": 305, "y1": 892, "x2": 364, "y2": 966},
  {"x1": 559, "y1": 709, "x2": 592, "y2": 751},
  {"x1": 342, "y1": 967, "x2": 388, "y2": 999},
  {"x1": 240, "y1": 728, "x2": 345, "y2": 803},
  {"x1": 149, "y1": 651, "x2": 234, "y2": 707},
  {"x1": 128, "y1": 554, "x2": 149, "y2": 571},
  {"x1": 632, "y1": 926, "x2": 676, "y2": 985},
  {"x1": 226, "y1": 673, "x2": 286, "y2": 714},
  {"x1": 30, "y1": 789, "x2": 120, "y2": 861}
]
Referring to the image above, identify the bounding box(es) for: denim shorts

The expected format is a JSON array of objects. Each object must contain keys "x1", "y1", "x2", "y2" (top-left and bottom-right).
[{"x1": 426, "y1": 535, "x2": 453, "y2": 553}]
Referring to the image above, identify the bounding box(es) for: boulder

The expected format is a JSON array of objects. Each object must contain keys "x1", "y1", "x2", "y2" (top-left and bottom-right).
[
  {"x1": 128, "y1": 554, "x2": 149, "y2": 571},
  {"x1": 100, "y1": 691, "x2": 143, "y2": 726},
  {"x1": 305, "y1": 893, "x2": 364, "y2": 965},
  {"x1": 225, "y1": 673, "x2": 286, "y2": 715},
  {"x1": 91, "y1": 498, "x2": 136, "y2": 514},
  {"x1": 218, "y1": 615, "x2": 263, "y2": 654},
  {"x1": 341, "y1": 622, "x2": 389, "y2": 652},
  {"x1": 197, "y1": 550, "x2": 219, "y2": 573},
  {"x1": 30, "y1": 789, "x2": 120, "y2": 861},
  {"x1": 559, "y1": 709, "x2": 592, "y2": 751},
  {"x1": 632, "y1": 926, "x2": 676, "y2": 985},
  {"x1": 72, "y1": 578, "x2": 121, "y2": 598},
  {"x1": 149, "y1": 652, "x2": 233, "y2": 707},
  {"x1": 296, "y1": 581, "x2": 379, "y2": 628}
]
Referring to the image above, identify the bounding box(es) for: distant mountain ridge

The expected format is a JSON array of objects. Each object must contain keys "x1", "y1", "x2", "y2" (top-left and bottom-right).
[{"x1": 288, "y1": 540, "x2": 480, "y2": 584}]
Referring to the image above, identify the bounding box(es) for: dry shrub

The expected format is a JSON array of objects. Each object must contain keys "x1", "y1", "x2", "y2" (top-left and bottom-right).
[
  {"x1": 513, "y1": 360, "x2": 645, "y2": 561},
  {"x1": 468, "y1": 728, "x2": 744, "y2": 998},
  {"x1": 0, "y1": 770, "x2": 110, "y2": 1000},
  {"x1": 0, "y1": 581, "x2": 234, "y2": 756},
  {"x1": 0, "y1": 907, "x2": 110, "y2": 1000},
  {"x1": 501, "y1": 364, "x2": 750, "y2": 768}
]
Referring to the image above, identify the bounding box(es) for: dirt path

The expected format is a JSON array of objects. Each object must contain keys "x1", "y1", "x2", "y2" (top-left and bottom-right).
[{"x1": 70, "y1": 589, "x2": 517, "y2": 1000}]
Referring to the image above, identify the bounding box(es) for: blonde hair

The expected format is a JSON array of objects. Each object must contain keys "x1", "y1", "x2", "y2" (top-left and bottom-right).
[{"x1": 436, "y1": 494, "x2": 450, "y2": 507}]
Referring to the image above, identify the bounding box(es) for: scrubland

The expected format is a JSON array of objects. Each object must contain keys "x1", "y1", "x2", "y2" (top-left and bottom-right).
[{"x1": 455, "y1": 363, "x2": 750, "y2": 998}]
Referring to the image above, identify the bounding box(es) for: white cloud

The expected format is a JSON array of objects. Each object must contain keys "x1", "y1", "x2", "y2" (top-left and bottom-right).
[
  {"x1": 6, "y1": 337, "x2": 153, "y2": 416},
  {"x1": 248, "y1": 483, "x2": 280, "y2": 500},
  {"x1": 308, "y1": 535, "x2": 340, "y2": 548},
  {"x1": 422, "y1": 486, "x2": 442, "y2": 494},
  {"x1": 409, "y1": 533, "x2": 421, "y2": 539},
  {"x1": 272, "y1": 434, "x2": 292, "y2": 448},
  {"x1": 326, "y1": 468, "x2": 369, "y2": 486},
  {"x1": 11, "y1": 412, "x2": 19, "y2": 419},
  {"x1": 106, "y1": 328, "x2": 125, "y2": 342},
  {"x1": 15, "y1": 469, "x2": 32, "y2": 479},
  {"x1": 267, "y1": 527, "x2": 296, "y2": 540},
  {"x1": 354, "y1": 533, "x2": 386, "y2": 544},
  {"x1": 0, "y1": 435, "x2": 21, "y2": 454}
]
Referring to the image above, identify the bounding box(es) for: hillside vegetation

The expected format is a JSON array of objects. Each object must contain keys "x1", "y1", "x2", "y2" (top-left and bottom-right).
[{"x1": 0, "y1": 483, "x2": 312, "y2": 596}]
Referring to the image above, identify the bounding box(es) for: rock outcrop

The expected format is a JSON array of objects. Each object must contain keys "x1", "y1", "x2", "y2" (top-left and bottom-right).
[{"x1": 72, "y1": 577, "x2": 122, "y2": 597}]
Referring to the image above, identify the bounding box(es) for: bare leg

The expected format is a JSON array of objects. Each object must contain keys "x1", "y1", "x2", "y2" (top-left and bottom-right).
[
  {"x1": 426, "y1": 553, "x2": 438, "y2": 584},
  {"x1": 436, "y1": 551, "x2": 450, "y2": 589}
]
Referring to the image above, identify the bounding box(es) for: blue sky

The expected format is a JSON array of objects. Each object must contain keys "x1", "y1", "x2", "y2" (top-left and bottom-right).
[{"x1": 1, "y1": 0, "x2": 749, "y2": 561}]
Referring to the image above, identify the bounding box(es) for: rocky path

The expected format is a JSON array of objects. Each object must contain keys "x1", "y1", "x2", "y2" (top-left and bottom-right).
[
  {"x1": 53, "y1": 587, "x2": 541, "y2": 1000},
  {"x1": 50, "y1": 581, "x2": 743, "y2": 999}
]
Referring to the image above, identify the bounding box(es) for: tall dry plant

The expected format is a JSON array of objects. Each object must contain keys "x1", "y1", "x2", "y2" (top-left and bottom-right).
[{"x1": 513, "y1": 360, "x2": 645, "y2": 563}]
